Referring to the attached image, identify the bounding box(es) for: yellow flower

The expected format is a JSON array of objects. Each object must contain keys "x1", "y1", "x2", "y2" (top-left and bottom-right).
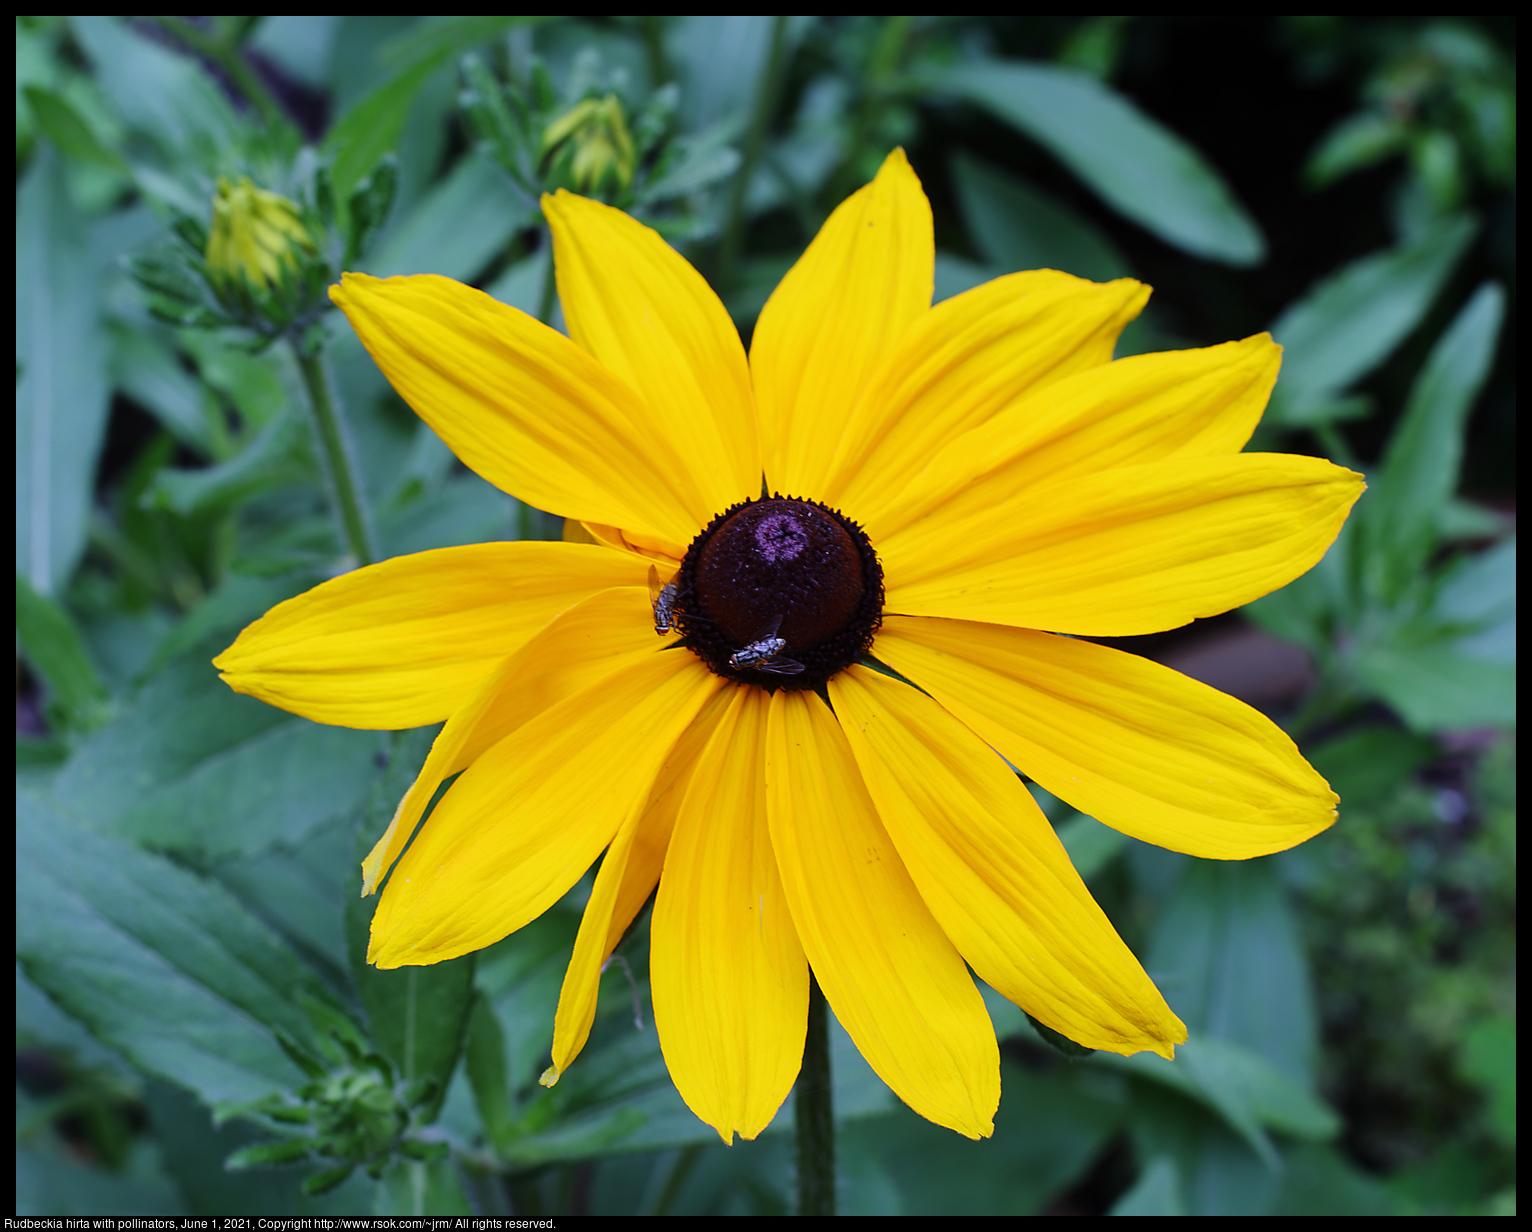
[
  {"x1": 206, "y1": 175, "x2": 315, "y2": 290},
  {"x1": 214, "y1": 150, "x2": 1364, "y2": 1143}
]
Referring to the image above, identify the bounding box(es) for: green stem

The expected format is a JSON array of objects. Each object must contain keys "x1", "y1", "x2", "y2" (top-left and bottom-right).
[
  {"x1": 149, "y1": 16, "x2": 288, "y2": 132},
  {"x1": 292, "y1": 341, "x2": 376, "y2": 567},
  {"x1": 716, "y1": 13, "x2": 790, "y2": 292},
  {"x1": 830, "y1": 16, "x2": 913, "y2": 203},
  {"x1": 796, "y1": 975, "x2": 835, "y2": 1216}
]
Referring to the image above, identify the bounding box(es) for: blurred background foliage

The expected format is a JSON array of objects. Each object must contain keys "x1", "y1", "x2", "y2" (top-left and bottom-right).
[{"x1": 16, "y1": 15, "x2": 1514, "y2": 1216}]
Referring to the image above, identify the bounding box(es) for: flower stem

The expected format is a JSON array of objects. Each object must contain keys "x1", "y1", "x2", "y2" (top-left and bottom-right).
[
  {"x1": 292, "y1": 341, "x2": 376, "y2": 567},
  {"x1": 796, "y1": 974, "x2": 835, "y2": 1216},
  {"x1": 716, "y1": 13, "x2": 790, "y2": 292}
]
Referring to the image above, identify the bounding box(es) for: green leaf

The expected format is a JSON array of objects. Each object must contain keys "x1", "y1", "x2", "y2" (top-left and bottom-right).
[
  {"x1": 16, "y1": 573, "x2": 110, "y2": 733},
  {"x1": 325, "y1": 56, "x2": 448, "y2": 205},
  {"x1": 347, "y1": 729, "x2": 476, "y2": 1124},
  {"x1": 950, "y1": 149, "x2": 1130, "y2": 282},
  {"x1": 928, "y1": 60, "x2": 1265, "y2": 265},
  {"x1": 68, "y1": 16, "x2": 237, "y2": 156},
  {"x1": 371, "y1": 1157, "x2": 472, "y2": 1215},
  {"x1": 145, "y1": 409, "x2": 310, "y2": 518},
  {"x1": 367, "y1": 150, "x2": 537, "y2": 281},
  {"x1": 22, "y1": 84, "x2": 131, "y2": 172},
  {"x1": 1357, "y1": 282, "x2": 1505, "y2": 603},
  {"x1": 1110, "y1": 1155, "x2": 1186, "y2": 1215},
  {"x1": 1305, "y1": 111, "x2": 1408, "y2": 188},
  {"x1": 17, "y1": 791, "x2": 330, "y2": 1116},
  {"x1": 464, "y1": 992, "x2": 519, "y2": 1154},
  {"x1": 1457, "y1": 1014, "x2": 1515, "y2": 1147},
  {"x1": 110, "y1": 328, "x2": 215, "y2": 454},
  {"x1": 1349, "y1": 643, "x2": 1515, "y2": 732},
  {"x1": 1146, "y1": 859, "x2": 1321, "y2": 1086},
  {"x1": 1264, "y1": 214, "x2": 1478, "y2": 426},
  {"x1": 50, "y1": 653, "x2": 386, "y2": 863},
  {"x1": 16, "y1": 147, "x2": 112, "y2": 595},
  {"x1": 1433, "y1": 537, "x2": 1515, "y2": 661}
]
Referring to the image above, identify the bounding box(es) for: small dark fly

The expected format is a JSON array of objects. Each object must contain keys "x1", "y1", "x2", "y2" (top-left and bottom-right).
[
  {"x1": 728, "y1": 615, "x2": 805, "y2": 675},
  {"x1": 648, "y1": 564, "x2": 680, "y2": 635}
]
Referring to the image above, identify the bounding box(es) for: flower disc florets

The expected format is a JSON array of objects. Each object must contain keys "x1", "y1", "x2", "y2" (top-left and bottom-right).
[{"x1": 674, "y1": 495, "x2": 883, "y2": 689}]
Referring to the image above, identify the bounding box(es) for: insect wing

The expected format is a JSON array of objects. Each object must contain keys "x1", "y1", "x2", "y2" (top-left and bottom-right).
[{"x1": 753, "y1": 655, "x2": 804, "y2": 675}]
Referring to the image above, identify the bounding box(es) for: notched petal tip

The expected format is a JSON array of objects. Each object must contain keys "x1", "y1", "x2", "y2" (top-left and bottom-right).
[{"x1": 539, "y1": 1065, "x2": 560, "y2": 1088}]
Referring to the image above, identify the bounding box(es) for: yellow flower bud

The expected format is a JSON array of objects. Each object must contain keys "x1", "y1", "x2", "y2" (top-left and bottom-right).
[
  {"x1": 206, "y1": 176, "x2": 315, "y2": 290},
  {"x1": 540, "y1": 94, "x2": 636, "y2": 195}
]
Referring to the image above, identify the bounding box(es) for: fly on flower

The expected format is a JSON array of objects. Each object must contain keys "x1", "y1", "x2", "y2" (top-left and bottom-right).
[
  {"x1": 648, "y1": 563, "x2": 679, "y2": 635},
  {"x1": 214, "y1": 149, "x2": 1364, "y2": 1145},
  {"x1": 727, "y1": 615, "x2": 805, "y2": 676}
]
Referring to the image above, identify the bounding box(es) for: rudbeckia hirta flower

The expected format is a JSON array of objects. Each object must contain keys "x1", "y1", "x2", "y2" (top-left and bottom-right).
[{"x1": 215, "y1": 150, "x2": 1363, "y2": 1143}]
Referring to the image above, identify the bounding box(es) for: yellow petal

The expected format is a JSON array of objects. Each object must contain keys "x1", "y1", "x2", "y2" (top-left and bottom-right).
[
  {"x1": 652, "y1": 687, "x2": 808, "y2": 1142},
  {"x1": 831, "y1": 271, "x2": 1148, "y2": 524},
  {"x1": 600, "y1": 682, "x2": 739, "y2": 960},
  {"x1": 544, "y1": 191, "x2": 760, "y2": 517},
  {"x1": 870, "y1": 333, "x2": 1280, "y2": 541},
  {"x1": 330, "y1": 272, "x2": 699, "y2": 556},
  {"x1": 874, "y1": 616, "x2": 1338, "y2": 858},
  {"x1": 215, "y1": 541, "x2": 647, "y2": 729},
  {"x1": 359, "y1": 585, "x2": 664, "y2": 897},
  {"x1": 543, "y1": 683, "x2": 738, "y2": 1088},
  {"x1": 884, "y1": 453, "x2": 1365, "y2": 636},
  {"x1": 764, "y1": 689, "x2": 997, "y2": 1138},
  {"x1": 751, "y1": 149, "x2": 933, "y2": 497},
  {"x1": 368, "y1": 635, "x2": 722, "y2": 968},
  {"x1": 829, "y1": 667, "x2": 1185, "y2": 1057}
]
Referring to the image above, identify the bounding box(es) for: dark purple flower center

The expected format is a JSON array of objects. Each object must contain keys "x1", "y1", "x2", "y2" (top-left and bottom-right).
[{"x1": 671, "y1": 495, "x2": 884, "y2": 689}]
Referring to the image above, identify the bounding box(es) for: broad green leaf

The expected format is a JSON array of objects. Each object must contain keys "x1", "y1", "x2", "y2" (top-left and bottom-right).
[
  {"x1": 110, "y1": 328, "x2": 213, "y2": 453},
  {"x1": 17, "y1": 791, "x2": 325, "y2": 1115},
  {"x1": 932, "y1": 252, "x2": 999, "y2": 305},
  {"x1": 1146, "y1": 858, "x2": 1321, "y2": 1086},
  {"x1": 465, "y1": 993, "x2": 519, "y2": 1154},
  {"x1": 1264, "y1": 214, "x2": 1478, "y2": 426},
  {"x1": 1054, "y1": 810, "x2": 1128, "y2": 882},
  {"x1": 16, "y1": 148, "x2": 111, "y2": 596},
  {"x1": 1305, "y1": 111, "x2": 1408, "y2": 188},
  {"x1": 325, "y1": 56, "x2": 449, "y2": 205},
  {"x1": 50, "y1": 653, "x2": 386, "y2": 863},
  {"x1": 68, "y1": 16, "x2": 237, "y2": 157},
  {"x1": 368, "y1": 151, "x2": 537, "y2": 281},
  {"x1": 375, "y1": 14, "x2": 550, "y2": 73},
  {"x1": 145, "y1": 410, "x2": 310, "y2": 518},
  {"x1": 1097, "y1": 1034, "x2": 1338, "y2": 1172},
  {"x1": 840, "y1": 1057, "x2": 1122, "y2": 1215},
  {"x1": 22, "y1": 84, "x2": 130, "y2": 172},
  {"x1": 928, "y1": 60, "x2": 1265, "y2": 266},
  {"x1": 950, "y1": 149, "x2": 1130, "y2": 282},
  {"x1": 1349, "y1": 643, "x2": 1515, "y2": 732},
  {"x1": 1307, "y1": 725, "x2": 1439, "y2": 811},
  {"x1": 16, "y1": 573, "x2": 110, "y2": 733},
  {"x1": 372, "y1": 1157, "x2": 473, "y2": 1216},
  {"x1": 348, "y1": 728, "x2": 476, "y2": 1123},
  {"x1": 665, "y1": 16, "x2": 791, "y2": 130},
  {"x1": 1358, "y1": 283, "x2": 1505, "y2": 603},
  {"x1": 1271, "y1": 1142, "x2": 1399, "y2": 1215},
  {"x1": 1434, "y1": 537, "x2": 1515, "y2": 662},
  {"x1": 1110, "y1": 1155, "x2": 1187, "y2": 1215}
]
